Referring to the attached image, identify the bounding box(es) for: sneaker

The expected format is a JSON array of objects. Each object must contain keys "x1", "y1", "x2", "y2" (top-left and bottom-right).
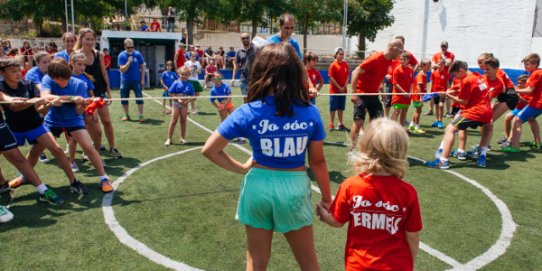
[
  {"x1": 70, "y1": 162, "x2": 79, "y2": 173},
  {"x1": 424, "y1": 110, "x2": 434, "y2": 116},
  {"x1": 179, "y1": 138, "x2": 186, "y2": 145},
  {"x1": 81, "y1": 152, "x2": 89, "y2": 161},
  {"x1": 337, "y1": 124, "x2": 348, "y2": 131},
  {"x1": 500, "y1": 140, "x2": 511, "y2": 148},
  {"x1": 121, "y1": 114, "x2": 131, "y2": 121},
  {"x1": 425, "y1": 158, "x2": 450, "y2": 169},
  {"x1": 496, "y1": 137, "x2": 508, "y2": 144},
  {"x1": 164, "y1": 138, "x2": 171, "y2": 146},
  {"x1": 39, "y1": 153, "x2": 49, "y2": 163},
  {"x1": 100, "y1": 177, "x2": 113, "y2": 193},
  {"x1": 414, "y1": 127, "x2": 426, "y2": 134},
  {"x1": 0, "y1": 182, "x2": 10, "y2": 194},
  {"x1": 100, "y1": 145, "x2": 107, "y2": 151},
  {"x1": 500, "y1": 146, "x2": 521, "y2": 153},
  {"x1": 0, "y1": 205, "x2": 14, "y2": 223},
  {"x1": 328, "y1": 124, "x2": 335, "y2": 132},
  {"x1": 445, "y1": 112, "x2": 452, "y2": 118},
  {"x1": 39, "y1": 188, "x2": 64, "y2": 205},
  {"x1": 110, "y1": 148, "x2": 123, "y2": 159},
  {"x1": 408, "y1": 125, "x2": 416, "y2": 132},
  {"x1": 457, "y1": 151, "x2": 467, "y2": 161},
  {"x1": 437, "y1": 121, "x2": 444, "y2": 129},
  {"x1": 191, "y1": 111, "x2": 199, "y2": 115},
  {"x1": 70, "y1": 180, "x2": 88, "y2": 195},
  {"x1": 476, "y1": 154, "x2": 487, "y2": 168},
  {"x1": 8, "y1": 176, "x2": 29, "y2": 189},
  {"x1": 431, "y1": 121, "x2": 439, "y2": 127},
  {"x1": 139, "y1": 115, "x2": 145, "y2": 123}
]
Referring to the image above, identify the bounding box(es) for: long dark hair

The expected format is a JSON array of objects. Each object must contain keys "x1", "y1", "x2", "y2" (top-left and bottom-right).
[{"x1": 247, "y1": 43, "x2": 309, "y2": 117}]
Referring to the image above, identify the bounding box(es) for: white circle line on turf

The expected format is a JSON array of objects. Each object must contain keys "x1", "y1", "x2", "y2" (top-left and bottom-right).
[
  {"x1": 99, "y1": 92, "x2": 513, "y2": 270},
  {"x1": 102, "y1": 147, "x2": 205, "y2": 271}
]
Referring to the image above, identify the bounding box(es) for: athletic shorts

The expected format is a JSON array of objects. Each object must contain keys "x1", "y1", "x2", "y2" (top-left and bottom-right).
[
  {"x1": 516, "y1": 106, "x2": 542, "y2": 123},
  {"x1": 0, "y1": 123, "x2": 18, "y2": 152},
  {"x1": 188, "y1": 80, "x2": 203, "y2": 93},
  {"x1": 451, "y1": 115, "x2": 486, "y2": 130},
  {"x1": 236, "y1": 167, "x2": 313, "y2": 233},
  {"x1": 433, "y1": 94, "x2": 446, "y2": 104},
  {"x1": 218, "y1": 102, "x2": 234, "y2": 111},
  {"x1": 12, "y1": 125, "x2": 49, "y2": 146},
  {"x1": 354, "y1": 95, "x2": 383, "y2": 121},
  {"x1": 412, "y1": 101, "x2": 423, "y2": 108},
  {"x1": 48, "y1": 126, "x2": 86, "y2": 138},
  {"x1": 497, "y1": 93, "x2": 519, "y2": 110},
  {"x1": 451, "y1": 106, "x2": 461, "y2": 116},
  {"x1": 393, "y1": 103, "x2": 410, "y2": 110},
  {"x1": 329, "y1": 96, "x2": 346, "y2": 111},
  {"x1": 162, "y1": 90, "x2": 169, "y2": 98}
]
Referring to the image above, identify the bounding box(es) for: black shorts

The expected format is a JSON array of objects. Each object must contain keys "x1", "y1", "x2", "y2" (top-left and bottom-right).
[
  {"x1": 433, "y1": 94, "x2": 446, "y2": 104},
  {"x1": 0, "y1": 123, "x2": 18, "y2": 152},
  {"x1": 497, "y1": 93, "x2": 519, "y2": 110},
  {"x1": 354, "y1": 96, "x2": 383, "y2": 121},
  {"x1": 48, "y1": 126, "x2": 86, "y2": 138},
  {"x1": 451, "y1": 115, "x2": 486, "y2": 130},
  {"x1": 451, "y1": 106, "x2": 461, "y2": 116}
]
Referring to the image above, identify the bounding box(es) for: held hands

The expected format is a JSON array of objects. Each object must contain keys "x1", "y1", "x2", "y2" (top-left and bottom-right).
[{"x1": 316, "y1": 200, "x2": 332, "y2": 221}]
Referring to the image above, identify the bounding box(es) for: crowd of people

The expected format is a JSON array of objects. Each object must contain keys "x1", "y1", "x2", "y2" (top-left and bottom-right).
[{"x1": 0, "y1": 10, "x2": 541, "y2": 271}]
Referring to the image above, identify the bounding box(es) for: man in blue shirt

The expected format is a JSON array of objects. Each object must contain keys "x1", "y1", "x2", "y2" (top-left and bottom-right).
[
  {"x1": 118, "y1": 38, "x2": 146, "y2": 122},
  {"x1": 267, "y1": 13, "x2": 302, "y2": 59}
]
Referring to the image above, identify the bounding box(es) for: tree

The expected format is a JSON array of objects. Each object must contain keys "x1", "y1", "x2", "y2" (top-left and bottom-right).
[
  {"x1": 289, "y1": 0, "x2": 342, "y2": 54},
  {"x1": 346, "y1": 0, "x2": 394, "y2": 58},
  {"x1": 229, "y1": 0, "x2": 286, "y2": 38}
]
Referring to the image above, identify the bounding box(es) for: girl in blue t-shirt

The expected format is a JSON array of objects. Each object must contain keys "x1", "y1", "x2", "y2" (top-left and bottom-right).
[
  {"x1": 209, "y1": 72, "x2": 233, "y2": 122},
  {"x1": 67, "y1": 52, "x2": 104, "y2": 172},
  {"x1": 202, "y1": 43, "x2": 332, "y2": 271},
  {"x1": 164, "y1": 66, "x2": 195, "y2": 146},
  {"x1": 40, "y1": 59, "x2": 112, "y2": 193},
  {"x1": 160, "y1": 60, "x2": 178, "y2": 114}
]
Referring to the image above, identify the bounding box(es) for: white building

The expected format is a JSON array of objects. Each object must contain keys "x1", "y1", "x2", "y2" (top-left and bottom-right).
[{"x1": 364, "y1": 0, "x2": 542, "y2": 69}]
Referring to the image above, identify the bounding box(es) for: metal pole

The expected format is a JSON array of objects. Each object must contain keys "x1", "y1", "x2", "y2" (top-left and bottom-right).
[
  {"x1": 125, "y1": 0, "x2": 128, "y2": 19},
  {"x1": 342, "y1": 0, "x2": 348, "y2": 50},
  {"x1": 65, "y1": 0, "x2": 69, "y2": 33},
  {"x1": 70, "y1": 0, "x2": 75, "y2": 33}
]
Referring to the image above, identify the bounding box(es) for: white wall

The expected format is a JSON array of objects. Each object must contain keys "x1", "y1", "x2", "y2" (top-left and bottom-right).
[{"x1": 366, "y1": 0, "x2": 538, "y2": 69}]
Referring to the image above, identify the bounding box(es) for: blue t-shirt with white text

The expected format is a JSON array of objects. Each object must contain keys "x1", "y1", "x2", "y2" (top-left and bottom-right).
[
  {"x1": 267, "y1": 34, "x2": 302, "y2": 59},
  {"x1": 168, "y1": 80, "x2": 195, "y2": 96},
  {"x1": 218, "y1": 96, "x2": 325, "y2": 168},
  {"x1": 118, "y1": 50, "x2": 145, "y2": 81},
  {"x1": 161, "y1": 71, "x2": 179, "y2": 89},
  {"x1": 41, "y1": 75, "x2": 88, "y2": 127},
  {"x1": 209, "y1": 84, "x2": 231, "y2": 103}
]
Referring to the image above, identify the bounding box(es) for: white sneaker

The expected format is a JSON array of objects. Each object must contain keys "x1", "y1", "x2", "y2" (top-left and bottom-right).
[
  {"x1": 81, "y1": 152, "x2": 89, "y2": 161},
  {"x1": 165, "y1": 139, "x2": 171, "y2": 146},
  {"x1": 0, "y1": 205, "x2": 14, "y2": 223},
  {"x1": 179, "y1": 138, "x2": 186, "y2": 145},
  {"x1": 70, "y1": 162, "x2": 79, "y2": 173}
]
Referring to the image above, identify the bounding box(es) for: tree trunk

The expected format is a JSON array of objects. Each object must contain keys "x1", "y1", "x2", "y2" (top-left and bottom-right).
[
  {"x1": 358, "y1": 33, "x2": 366, "y2": 60},
  {"x1": 303, "y1": 28, "x2": 308, "y2": 55},
  {"x1": 251, "y1": 18, "x2": 257, "y2": 38},
  {"x1": 187, "y1": 19, "x2": 194, "y2": 45}
]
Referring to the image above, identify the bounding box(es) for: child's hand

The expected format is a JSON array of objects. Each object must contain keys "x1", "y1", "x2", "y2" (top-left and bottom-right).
[
  {"x1": 72, "y1": 96, "x2": 84, "y2": 104},
  {"x1": 316, "y1": 201, "x2": 331, "y2": 219},
  {"x1": 51, "y1": 97, "x2": 62, "y2": 107},
  {"x1": 240, "y1": 157, "x2": 256, "y2": 174}
]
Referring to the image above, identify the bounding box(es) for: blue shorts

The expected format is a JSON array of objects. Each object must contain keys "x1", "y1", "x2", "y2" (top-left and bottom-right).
[
  {"x1": 12, "y1": 125, "x2": 49, "y2": 146},
  {"x1": 236, "y1": 168, "x2": 313, "y2": 233},
  {"x1": 162, "y1": 90, "x2": 169, "y2": 98},
  {"x1": 120, "y1": 80, "x2": 143, "y2": 105},
  {"x1": 329, "y1": 96, "x2": 346, "y2": 111},
  {"x1": 516, "y1": 106, "x2": 542, "y2": 123}
]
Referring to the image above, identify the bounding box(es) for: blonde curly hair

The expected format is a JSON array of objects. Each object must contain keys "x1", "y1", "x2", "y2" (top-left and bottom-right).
[{"x1": 349, "y1": 118, "x2": 409, "y2": 178}]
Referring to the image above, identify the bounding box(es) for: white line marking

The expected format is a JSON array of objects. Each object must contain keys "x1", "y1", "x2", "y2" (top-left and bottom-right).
[{"x1": 100, "y1": 92, "x2": 516, "y2": 270}]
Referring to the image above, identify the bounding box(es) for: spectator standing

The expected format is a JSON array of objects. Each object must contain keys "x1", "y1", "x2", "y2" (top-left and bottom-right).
[
  {"x1": 118, "y1": 38, "x2": 146, "y2": 123},
  {"x1": 150, "y1": 18, "x2": 161, "y2": 32},
  {"x1": 231, "y1": 33, "x2": 256, "y2": 103},
  {"x1": 166, "y1": 7, "x2": 175, "y2": 32}
]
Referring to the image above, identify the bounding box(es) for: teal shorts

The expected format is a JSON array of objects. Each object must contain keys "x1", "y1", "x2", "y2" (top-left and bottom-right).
[
  {"x1": 236, "y1": 168, "x2": 313, "y2": 233},
  {"x1": 412, "y1": 101, "x2": 423, "y2": 108}
]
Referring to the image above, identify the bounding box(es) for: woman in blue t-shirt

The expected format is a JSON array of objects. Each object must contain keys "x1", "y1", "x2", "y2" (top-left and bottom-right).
[{"x1": 202, "y1": 43, "x2": 332, "y2": 270}]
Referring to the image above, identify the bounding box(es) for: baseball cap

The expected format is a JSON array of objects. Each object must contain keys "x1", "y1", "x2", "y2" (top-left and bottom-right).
[
  {"x1": 333, "y1": 47, "x2": 344, "y2": 57},
  {"x1": 441, "y1": 41, "x2": 448, "y2": 47}
]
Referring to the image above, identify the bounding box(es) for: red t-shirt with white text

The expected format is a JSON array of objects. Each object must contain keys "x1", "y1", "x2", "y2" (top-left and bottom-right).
[{"x1": 459, "y1": 73, "x2": 492, "y2": 123}]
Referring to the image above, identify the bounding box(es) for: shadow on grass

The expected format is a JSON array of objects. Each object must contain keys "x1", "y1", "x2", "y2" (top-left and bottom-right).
[
  {"x1": 139, "y1": 118, "x2": 165, "y2": 126},
  {"x1": 307, "y1": 168, "x2": 347, "y2": 185},
  {"x1": 72, "y1": 156, "x2": 143, "y2": 177},
  {"x1": 190, "y1": 111, "x2": 216, "y2": 116},
  {"x1": 0, "y1": 189, "x2": 139, "y2": 232},
  {"x1": 139, "y1": 189, "x2": 240, "y2": 202}
]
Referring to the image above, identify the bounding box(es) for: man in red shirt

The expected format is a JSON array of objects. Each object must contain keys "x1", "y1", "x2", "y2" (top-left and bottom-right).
[
  {"x1": 349, "y1": 39, "x2": 404, "y2": 148},
  {"x1": 426, "y1": 60, "x2": 493, "y2": 169}
]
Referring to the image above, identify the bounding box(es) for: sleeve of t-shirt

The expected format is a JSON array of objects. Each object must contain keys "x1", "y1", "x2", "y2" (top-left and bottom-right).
[
  {"x1": 40, "y1": 76, "x2": 54, "y2": 93},
  {"x1": 330, "y1": 182, "x2": 352, "y2": 224},
  {"x1": 85, "y1": 77, "x2": 95, "y2": 91},
  {"x1": 310, "y1": 107, "x2": 326, "y2": 141},
  {"x1": 118, "y1": 53, "x2": 127, "y2": 66},
  {"x1": 360, "y1": 56, "x2": 375, "y2": 71},
  {"x1": 316, "y1": 71, "x2": 323, "y2": 83},
  {"x1": 75, "y1": 81, "x2": 89, "y2": 98},
  {"x1": 458, "y1": 79, "x2": 472, "y2": 101},
  {"x1": 217, "y1": 107, "x2": 248, "y2": 140},
  {"x1": 404, "y1": 187, "x2": 423, "y2": 232},
  {"x1": 328, "y1": 63, "x2": 336, "y2": 78},
  {"x1": 168, "y1": 82, "x2": 178, "y2": 94},
  {"x1": 528, "y1": 72, "x2": 542, "y2": 89},
  {"x1": 136, "y1": 53, "x2": 144, "y2": 66}
]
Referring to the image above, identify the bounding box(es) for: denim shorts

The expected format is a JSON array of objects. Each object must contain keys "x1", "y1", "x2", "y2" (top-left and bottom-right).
[
  {"x1": 236, "y1": 168, "x2": 313, "y2": 233},
  {"x1": 120, "y1": 80, "x2": 143, "y2": 105}
]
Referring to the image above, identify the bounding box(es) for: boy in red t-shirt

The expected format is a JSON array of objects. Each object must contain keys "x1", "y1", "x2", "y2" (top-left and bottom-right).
[
  {"x1": 408, "y1": 59, "x2": 431, "y2": 134},
  {"x1": 390, "y1": 53, "x2": 414, "y2": 126},
  {"x1": 317, "y1": 118, "x2": 422, "y2": 271},
  {"x1": 426, "y1": 60, "x2": 493, "y2": 169},
  {"x1": 502, "y1": 53, "x2": 542, "y2": 152},
  {"x1": 430, "y1": 58, "x2": 450, "y2": 129},
  {"x1": 328, "y1": 47, "x2": 349, "y2": 131},
  {"x1": 149, "y1": 18, "x2": 161, "y2": 32},
  {"x1": 304, "y1": 52, "x2": 323, "y2": 105},
  {"x1": 103, "y1": 48, "x2": 111, "y2": 70}
]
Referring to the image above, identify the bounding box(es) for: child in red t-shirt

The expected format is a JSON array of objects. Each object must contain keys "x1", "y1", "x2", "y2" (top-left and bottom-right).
[
  {"x1": 149, "y1": 18, "x2": 161, "y2": 32},
  {"x1": 430, "y1": 58, "x2": 450, "y2": 129},
  {"x1": 390, "y1": 52, "x2": 414, "y2": 126},
  {"x1": 317, "y1": 118, "x2": 422, "y2": 271},
  {"x1": 408, "y1": 59, "x2": 431, "y2": 134},
  {"x1": 328, "y1": 47, "x2": 349, "y2": 131},
  {"x1": 304, "y1": 52, "x2": 323, "y2": 105}
]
